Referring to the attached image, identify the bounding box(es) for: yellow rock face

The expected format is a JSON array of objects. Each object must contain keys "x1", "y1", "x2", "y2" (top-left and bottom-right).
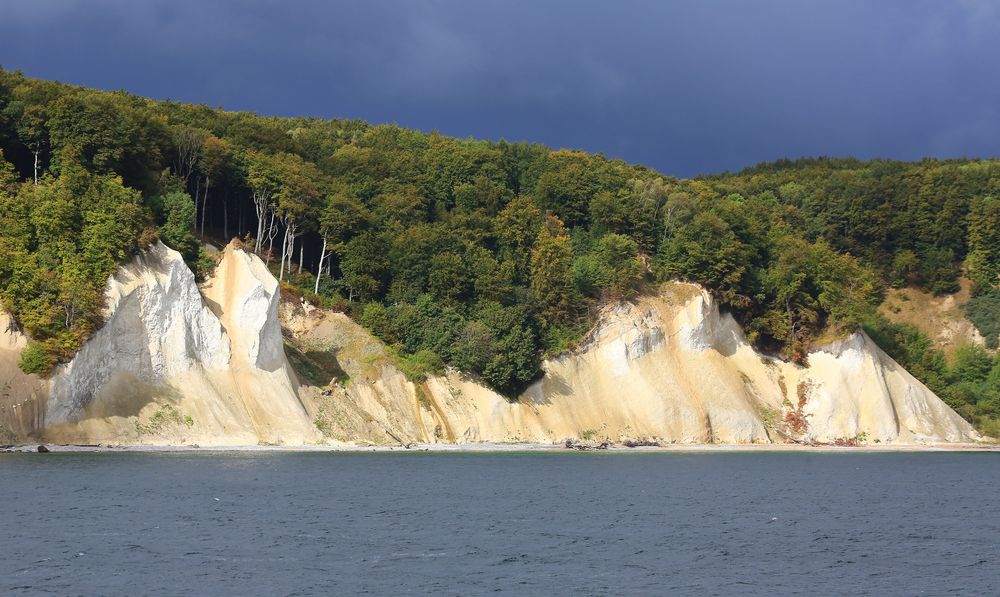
[
  {"x1": 0, "y1": 311, "x2": 47, "y2": 443},
  {"x1": 296, "y1": 283, "x2": 981, "y2": 446}
]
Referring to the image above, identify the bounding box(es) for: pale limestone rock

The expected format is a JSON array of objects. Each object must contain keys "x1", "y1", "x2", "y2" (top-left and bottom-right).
[
  {"x1": 48, "y1": 242, "x2": 230, "y2": 424},
  {"x1": 297, "y1": 282, "x2": 981, "y2": 446},
  {"x1": 790, "y1": 332, "x2": 976, "y2": 443},
  {"x1": 199, "y1": 244, "x2": 319, "y2": 444},
  {"x1": 42, "y1": 241, "x2": 319, "y2": 445}
]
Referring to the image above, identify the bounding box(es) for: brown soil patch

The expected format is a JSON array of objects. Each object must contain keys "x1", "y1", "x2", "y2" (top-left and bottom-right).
[{"x1": 879, "y1": 278, "x2": 990, "y2": 358}]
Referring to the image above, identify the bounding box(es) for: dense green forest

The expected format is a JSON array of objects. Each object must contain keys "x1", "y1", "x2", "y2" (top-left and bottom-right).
[{"x1": 0, "y1": 69, "x2": 997, "y2": 431}]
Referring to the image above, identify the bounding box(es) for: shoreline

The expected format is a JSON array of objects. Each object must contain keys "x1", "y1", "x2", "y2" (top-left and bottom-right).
[{"x1": 3, "y1": 441, "x2": 998, "y2": 454}]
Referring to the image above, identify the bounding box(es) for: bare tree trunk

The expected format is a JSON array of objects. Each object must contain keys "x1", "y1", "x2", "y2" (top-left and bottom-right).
[
  {"x1": 786, "y1": 297, "x2": 797, "y2": 360},
  {"x1": 266, "y1": 211, "x2": 277, "y2": 263},
  {"x1": 314, "y1": 237, "x2": 328, "y2": 294},
  {"x1": 173, "y1": 128, "x2": 204, "y2": 184},
  {"x1": 194, "y1": 176, "x2": 201, "y2": 222},
  {"x1": 252, "y1": 191, "x2": 271, "y2": 252},
  {"x1": 279, "y1": 225, "x2": 290, "y2": 281},
  {"x1": 661, "y1": 204, "x2": 676, "y2": 244},
  {"x1": 279, "y1": 221, "x2": 300, "y2": 281},
  {"x1": 33, "y1": 151, "x2": 39, "y2": 185},
  {"x1": 200, "y1": 176, "x2": 210, "y2": 236},
  {"x1": 254, "y1": 198, "x2": 264, "y2": 252},
  {"x1": 298, "y1": 238, "x2": 304, "y2": 274}
]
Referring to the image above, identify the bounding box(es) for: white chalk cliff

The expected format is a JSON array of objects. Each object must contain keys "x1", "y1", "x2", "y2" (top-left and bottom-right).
[
  {"x1": 0, "y1": 241, "x2": 982, "y2": 446},
  {"x1": 1, "y1": 241, "x2": 318, "y2": 445},
  {"x1": 295, "y1": 284, "x2": 980, "y2": 446}
]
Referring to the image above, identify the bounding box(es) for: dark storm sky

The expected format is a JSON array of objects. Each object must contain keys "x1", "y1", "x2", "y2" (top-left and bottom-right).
[{"x1": 2, "y1": 0, "x2": 998, "y2": 177}]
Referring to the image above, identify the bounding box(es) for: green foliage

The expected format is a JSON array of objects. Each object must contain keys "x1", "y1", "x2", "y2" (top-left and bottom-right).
[
  {"x1": 757, "y1": 236, "x2": 880, "y2": 356},
  {"x1": 594, "y1": 234, "x2": 645, "y2": 299},
  {"x1": 495, "y1": 195, "x2": 542, "y2": 283},
  {"x1": 319, "y1": 187, "x2": 370, "y2": 247},
  {"x1": 450, "y1": 320, "x2": 496, "y2": 373},
  {"x1": 919, "y1": 247, "x2": 960, "y2": 295},
  {"x1": 656, "y1": 211, "x2": 752, "y2": 307},
  {"x1": 534, "y1": 154, "x2": 596, "y2": 226},
  {"x1": 46, "y1": 91, "x2": 167, "y2": 191},
  {"x1": 0, "y1": 160, "x2": 144, "y2": 373},
  {"x1": 573, "y1": 233, "x2": 644, "y2": 300},
  {"x1": 340, "y1": 232, "x2": 388, "y2": 301},
  {"x1": 397, "y1": 349, "x2": 445, "y2": 383},
  {"x1": 274, "y1": 152, "x2": 322, "y2": 225},
  {"x1": 952, "y1": 344, "x2": 993, "y2": 382},
  {"x1": 359, "y1": 302, "x2": 395, "y2": 343},
  {"x1": 965, "y1": 195, "x2": 1000, "y2": 291},
  {"x1": 354, "y1": 291, "x2": 539, "y2": 396},
  {"x1": 18, "y1": 340, "x2": 54, "y2": 375},
  {"x1": 531, "y1": 214, "x2": 576, "y2": 325},
  {"x1": 427, "y1": 252, "x2": 471, "y2": 305},
  {"x1": 539, "y1": 322, "x2": 585, "y2": 358},
  {"x1": 199, "y1": 135, "x2": 232, "y2": 185},
  {"x1": 155, "y1": 191, "x2": 200, "y2": 264},
  {"x1": 475, "y1": 301, "x2": 541, "y2": 395},
  {"x1": 891, "y1": 250, "x2": 919, "y2": 287},
  {"x1": 966, "y1": 288, "x2": 1000, "y2": 349}
]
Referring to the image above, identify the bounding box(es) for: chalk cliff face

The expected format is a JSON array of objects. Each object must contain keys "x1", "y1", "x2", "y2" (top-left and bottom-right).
[
  {"x1": 296, "y1": 284, "x2": 980, "y2": 446},
  {"x1": 46, "y1": 242, "x2": 231, "y2": 426},
  {"x1": 1, "y1": 241, "x2": 319, "y2": 445},
  {"x1": 0, "y1": 241, "x2": 982, "y2": 446}
]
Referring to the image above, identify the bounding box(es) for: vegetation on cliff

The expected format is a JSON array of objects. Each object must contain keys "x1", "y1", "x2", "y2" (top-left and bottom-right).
[{"x1": 0, "y1": 68, "x2": 997, "y2": 428}]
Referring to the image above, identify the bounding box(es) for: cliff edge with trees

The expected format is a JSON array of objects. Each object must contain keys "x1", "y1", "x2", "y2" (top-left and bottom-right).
[{"x1": 0, "y1": 68, "x2": 997, "y2": 436}]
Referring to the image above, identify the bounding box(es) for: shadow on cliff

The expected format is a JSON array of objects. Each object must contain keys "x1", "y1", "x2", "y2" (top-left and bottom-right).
[{"x1": 71, "y1": 373, "x2": 164, "y2": 421}]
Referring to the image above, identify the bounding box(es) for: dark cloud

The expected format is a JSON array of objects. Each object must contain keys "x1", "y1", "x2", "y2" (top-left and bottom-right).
[{"x1": 2, "y1": 0, "x2": 998, "y2": 176}]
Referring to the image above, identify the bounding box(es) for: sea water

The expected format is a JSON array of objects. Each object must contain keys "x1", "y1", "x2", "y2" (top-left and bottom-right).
[{"x1": 1, "y1": 451, "x2": 997, "y2": 595}]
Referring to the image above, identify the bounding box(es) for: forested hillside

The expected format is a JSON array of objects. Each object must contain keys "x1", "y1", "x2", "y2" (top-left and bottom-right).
[{"x1": 0, "y1": 68, "x2": 997, "y2": 430}]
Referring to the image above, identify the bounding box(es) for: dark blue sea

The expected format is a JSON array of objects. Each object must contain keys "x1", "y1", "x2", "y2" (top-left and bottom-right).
[{"x1": 1, "y1": 451, "x2": 998, "y2": 596}]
